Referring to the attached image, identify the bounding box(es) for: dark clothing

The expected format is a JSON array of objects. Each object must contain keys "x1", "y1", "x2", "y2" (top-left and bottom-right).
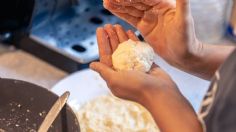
[{"x1": 200, "y1": 49, "x2": 236, "y2": 132}]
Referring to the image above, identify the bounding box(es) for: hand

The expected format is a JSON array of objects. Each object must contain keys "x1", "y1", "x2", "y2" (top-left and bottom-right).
[
  {"x1": 104, "y1": 0, "x2": 201, "y2": 69},
  {"x1": 91, "y1": 24, "x2": 175, "y2": 101},
  {"x1": 96, "y1": 24, "x2": 139, "y2": 67},
  {"x1": 91, "y1": 62, "x2": 178, "y2": 103},
  {"x1": 91, "y1": 24, "x2": 203, "y2": 132},
  {"x1": 93, "y1": 24, "x2": 177, "y2": 103}
]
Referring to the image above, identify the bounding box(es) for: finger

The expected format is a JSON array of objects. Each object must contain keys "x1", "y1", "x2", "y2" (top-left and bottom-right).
[
  {"x1": 109, "y1": 0, "x2": 160, "y2": 6},
  {"x1": 148, "y1": 64, "x2": 162, "y2": 76},
  {"x1": 151, "y1": 63, "x2": 159, "y2": 68},
  {"x1": 109, "y1": 0, "x2": 142, "y2": 5},
  {"x1": 114, "y1": 24, "x2": 129, "y2": 43},
  {"x1": 90, "y1": 62, "x2": 115, "y2": 81},
  {"x1": 104, "y1": 0, "x2": 144, "y2": 17},
  {"x1": 96, "y1": 27, "x2": 113, "y2": 67},
  {"x1": 126, "y1": 30, "x2": 139, "y2": 41},
  {"x1": 104, "y1": 24, "x2": 120, "y2": 52},
  {"x1": 143, "y1": 7, "x2": 159, "y2": 22},
  {"x1": 176, "y1": 0, "x2": 190, "y2": 19},
  {"x1": 148, "y1": 64, "x2": 172, "y2": 80},
  {"x1": 129, "y1": 2, "x2": 151, "y2": 10},
  {"x1": 112, "y1": 12, "x2": 140, "y2": 27},
  {"x1": 109, "y1": 1, "x2": 151, "y2": 11},
  {"x1": 138, "y1": 7, "x2": 159, "y2": 36}
]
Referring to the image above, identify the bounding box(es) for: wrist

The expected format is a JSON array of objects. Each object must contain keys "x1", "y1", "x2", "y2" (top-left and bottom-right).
[
  {"x1": 138, "y1": 88, "x2": 153, "y2": 109},
  {"x1": 136, "y1": 85, "x2": 160, "y2": 110},
  {"x1": 180, "y1": 39, "x2": 204, "y2": 65},
  {"x1": 139, "y1": 84, "x2": 204, "y2": 132},
  {"x1": 173, "y1": 40, "x2": 208, "y2": 77},
  {"x1": 138, "y1": 81, "x2": 177, "y2": 111}
]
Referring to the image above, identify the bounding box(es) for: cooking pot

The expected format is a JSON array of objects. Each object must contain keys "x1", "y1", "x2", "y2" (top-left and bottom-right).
[{"x1": 0, "y1": 78, "x2": 80, "y2": 132}]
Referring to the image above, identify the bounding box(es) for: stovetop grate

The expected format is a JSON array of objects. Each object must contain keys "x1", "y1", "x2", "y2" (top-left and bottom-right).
[{"x1": 31, "y1": 1, "x2": 134, "y2": 63}]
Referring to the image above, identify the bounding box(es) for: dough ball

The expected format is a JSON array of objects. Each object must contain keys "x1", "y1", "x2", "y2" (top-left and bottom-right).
[{"x1": 112, "y1": 39, "x2": 155, "y2": 72}]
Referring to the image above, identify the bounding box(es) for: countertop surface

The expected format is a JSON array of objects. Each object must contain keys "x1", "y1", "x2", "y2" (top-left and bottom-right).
[{"x1": 0, "y1": 44, "x2": 67, "y2": 89}]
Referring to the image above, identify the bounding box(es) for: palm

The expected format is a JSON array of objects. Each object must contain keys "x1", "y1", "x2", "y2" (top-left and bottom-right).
[
  {"x1": 96, "y1": 24, "x2": 163, "y2": 77},
  {"x1": 104, "y1": 0, "x2": 198, "y2": 65},
  {"x1": 137, "y1": 5, "x2": 178, "y2": 59}
]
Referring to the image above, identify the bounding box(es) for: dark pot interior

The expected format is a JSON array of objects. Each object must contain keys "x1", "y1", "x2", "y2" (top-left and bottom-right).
[{"x1": 0, "y1": 78, "x2": 80, "y2": 132}]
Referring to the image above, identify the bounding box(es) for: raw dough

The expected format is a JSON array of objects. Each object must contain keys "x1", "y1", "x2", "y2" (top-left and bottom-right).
[
  {"x1": 112, "y1": 39, "x2": 155, "y2": 72},
  {"x1": 76, "y1": 95, "x2": 159, "y2": 132}
]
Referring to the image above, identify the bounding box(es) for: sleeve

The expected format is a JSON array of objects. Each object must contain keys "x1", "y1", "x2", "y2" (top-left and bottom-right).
[{"x1": 203, "y1": 50, "x2": 236, "y2": 132}]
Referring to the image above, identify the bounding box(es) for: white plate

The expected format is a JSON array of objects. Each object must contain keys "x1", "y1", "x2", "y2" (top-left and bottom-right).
[
  {"x1": 51, "y1": 69, "x2": 110, "y2": 111},
  {"x1": 52, "y1": 56, "x2": 210, "y2": 112}
]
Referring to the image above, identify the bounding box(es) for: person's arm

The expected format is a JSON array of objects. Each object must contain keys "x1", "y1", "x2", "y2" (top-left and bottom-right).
[
  {"x1": 104, "y1": 0, "x2": 236, "y2": 80},
  {"x1": 91, "y1": 61, "x2": 203, "y2": 132},
  {"x1": 142, "y1": 83, "x2": 203, "y2": 132},
  {"x1": 92, "y1": 24, "x2": 203, "y2": 132},
  {"x1": 176, "y1": 43, "x2": 235, "y2": 80}
]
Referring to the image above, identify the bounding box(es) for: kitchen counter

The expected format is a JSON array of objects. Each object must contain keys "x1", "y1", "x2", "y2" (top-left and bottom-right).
[{"x1": 0, "y1": 44, "x2": 67, "y2": 89}]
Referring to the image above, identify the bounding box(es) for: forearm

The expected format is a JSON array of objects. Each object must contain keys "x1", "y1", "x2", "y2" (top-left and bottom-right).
[
  {"x1": 141, "y1": 86, "x2": 203, "y2": 132},
  {"x1": 178, "y1": 42, "x2": 235, "y2": 80}
]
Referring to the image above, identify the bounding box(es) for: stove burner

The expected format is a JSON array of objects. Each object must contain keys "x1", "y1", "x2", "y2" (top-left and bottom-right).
[
  {"x1": 89, "y1": 17, "x2": 103, "y2": 25},
  {"x1": 72, "y1": 44, "x2": 86, "y2": 53}
]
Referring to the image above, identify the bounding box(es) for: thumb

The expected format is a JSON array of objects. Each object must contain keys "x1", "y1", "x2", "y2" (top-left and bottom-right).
[
  {"x1": 90, "y1": 62, "x2": 115, "y2": 81},
  {"x1": 176, "y1": 0, "x2": 190, "y2": 20}
]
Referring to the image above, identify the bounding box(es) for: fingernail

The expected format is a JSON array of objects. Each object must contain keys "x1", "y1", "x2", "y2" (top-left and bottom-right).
[
  {"x1": 89, "y1": 62, "x2": 96, "y2": 70},
  {"x1": 127, "y1": 30, "x2": 132, "y2": 33},
  {"x1": 114, "y1": 24, "x2": 121, "y2": 28},
  {"x1": 104, "y1": 24, "x2": 110, "y2": 28},
  {"x1": 96, "y1": 27, "x2": 104, "y2": 32}
]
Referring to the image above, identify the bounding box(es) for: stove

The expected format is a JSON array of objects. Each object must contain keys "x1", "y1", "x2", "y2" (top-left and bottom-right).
[{"x1": 0, "y1": 0, "x2": 136, "y2": 73}]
